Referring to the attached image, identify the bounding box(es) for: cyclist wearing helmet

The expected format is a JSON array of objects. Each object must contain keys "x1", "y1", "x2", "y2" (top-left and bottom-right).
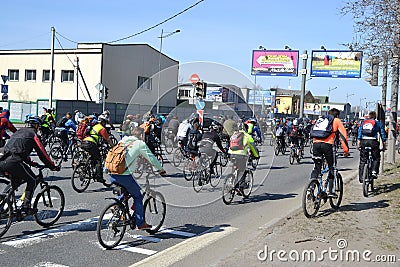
[
  {"x1": 199, "y1": 121, "x2": 227, "y2": 176},
  {"x1": 101, "y1": 110, "x2": 115, "y2": 130},
  {"x1": 245, "y1": 118, "x2": 263, "y2": 143},
  {"x1": 0, "y1": 109, "x2": 17, "y2": 147},
  {"x1": 288, "y1": 119, "x2": 302, "y2": 156},
  {"x1": 0, "y1": 116, "x2": 60, "y2": 215},
  {"x1": 82, "y1": 114, "x2": 114, "y2": 183}
]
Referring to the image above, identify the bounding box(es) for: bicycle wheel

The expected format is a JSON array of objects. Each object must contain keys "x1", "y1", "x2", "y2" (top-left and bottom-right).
[
  {"x1": 110, "y1": 135, "x2": 118, "y2": 146},
  {"x1": 302, "y1": 179, "x2": 320, "y2": 218},
  {"x1": 172, "y1": 148, "x2": 183, "y2": 168},
  {"x1": 144, "y1": 192, "x2": 166, "y2": 234},
  {"x1": 71, "y1": 164, "x2": 91, "y2": 193},
  {"x1": 193, "y1": 170, "x2": 205, "y2": 192},
  {"x1": 210, "y1": 162, "x2": 222, "y2": 188},
  {"x1": 71, "y1": 149, "x2": 85, "y2": 169},
  {"x1": 33, "y1": 185, "x2": 65, "y2": 227},
  {"x1": 329, "y1": 172, "x2": 343, "y2": 209},
  {"x1": 50, "y1": 146, "x2": 64, "y2": 167},
  {"x1": 362, "y1": 165, "x2": 369, "y2": 197},
  {"x1": 97, "y1": 202, "x2": 127, "y2": 249},
  {"x1": 164, "y1": 138, "x2": 174, "y2": 154},
  {"x1": 183, "y1": 160, "x2": 195, "y2": 181},
  {"x1": 222, "y1": 174, "x2": 235, "y2": 205},
  {"x1": 289, "y1": 150, "x2": 295, "y2": 165},
  {"x1": 274, "y1": 143, "x2": 279, "y2": 156},
  {"x1": 0, "y1": 181, "x2": 12, "y2": 238},
  {"x1": 241, "y1": 170, "x2": 254, "y2": 198},
  {"x1": 309, "y1": 142, "x2": 313, "y2": 154},
  {"x1": 156, "y1": 154, "x2": 164, "y2": 167}
]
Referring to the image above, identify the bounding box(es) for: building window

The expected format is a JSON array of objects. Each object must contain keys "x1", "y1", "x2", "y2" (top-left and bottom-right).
[
  {"x1": 8, "y1": 69, "x2": 19, "y2": 81},
  {"x1": 178, "y1": 89, "x2": 191, "y2": 98},
  {"x1": 43, "y1": 70, "x2": 55, "y2": 82},
  {"x1": 137, "y1": 76, "x2": 151, "y2": 90},
  {"x1": 61, "y1": 70, "x2": 74, "y2": 82},
  {"x1": 25, "y1": 70, "x2": 37, "y2": 81},
  {"x1": 276, "y1": 99, "x2": 281, "y2": 105}
]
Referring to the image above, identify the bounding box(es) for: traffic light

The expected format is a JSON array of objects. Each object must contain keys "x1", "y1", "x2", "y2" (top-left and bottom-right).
[
  {"x1": 195, "y1": 82, "x2": 204, "y2": 98},
  {"x1": 105, "y1": 87, "x2": 109, "y2": 99},
  {"x1": 365, "y1": 56, "x2": 379, "y2": 86}
]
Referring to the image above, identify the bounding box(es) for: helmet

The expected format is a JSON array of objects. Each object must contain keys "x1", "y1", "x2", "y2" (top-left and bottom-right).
[
  {"x1": 98, "y1": 115, "x2": 107, "y2": 123},
  {"x1": 210, "y1": 121, "x2": 220, "y2": 131},
  {"x1": 1, "y1": 109, "x2": 10, "y2": 119},
  {"x1": 248, "y1": 117, "x2": 257, "y2": 123},
  {"x1": 27, "y1": 116, "x2": 42, "y2": 126},
  {"x1": 103, "y1": 110, "x2": 110, "y2": 115},
  {"x1": 293, "y1": 119, "x2": 298, "y2": 126}
]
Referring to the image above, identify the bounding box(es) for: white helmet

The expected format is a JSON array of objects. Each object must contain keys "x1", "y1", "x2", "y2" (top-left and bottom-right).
[{"x1": 293, "y1": 119, "x2": 298, "y2": 126}]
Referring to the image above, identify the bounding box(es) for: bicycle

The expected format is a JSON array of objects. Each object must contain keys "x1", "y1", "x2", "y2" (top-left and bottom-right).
[
  {"x1": 163, "y1": 128, "x2": 175, "y2": 154},
  {"x1": 96, "y1": 174, "x2": 166, "y2": 249},
  {"x1": 289, "y1": 144, "x2": 301, "y2": 164},
  {"x1": 192, "y1": 152, "x2": 223, "y2": 192},
  {"x1": 274, "y1": 137, "x2": 286, "y2": 156},
  {"x1": 71, "y1": 149, "x2": 112, "y2": 193},
  {"x1": 361, "y1": 147, "x2": 383, "y2": 197},
  {"x1": 172, "y1": 141, "x2": 188, "y2": 168},
  {"x1": 0, "y1": 165, "x2": 65, "y2": 238},
  {"x1": 269, "y1": 133, "x2": 276, "y2": 146},
  {"x1": 222, "y1": 156, "x2": 254, "y2": 205},
  {"x1": 50, "y1": 132, "x2": 81, "y2": 166},
  {"x1": 302, "y1": 148, "x2": 343, "y2": 218}
]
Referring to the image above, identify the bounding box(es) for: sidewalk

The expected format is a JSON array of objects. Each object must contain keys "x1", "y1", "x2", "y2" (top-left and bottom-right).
[{"x1": 217, "y1": 157, "x2": 400, "y2": 266}]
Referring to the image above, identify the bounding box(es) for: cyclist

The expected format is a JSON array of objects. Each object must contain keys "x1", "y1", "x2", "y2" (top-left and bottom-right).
[
  {"x1": 275, "y1": 121, "x2": 287, "y2": 149},
  {"x1": 0, "y1": 109, "x2": 17, "y2": 147},
  {"x1": 288, "y1": 119, "x2": 302, "y2": 157},
  {"x1": 108, "y1": 126, "x2": 166, "y2": 230},
  {"x1": 0, "y1": 116, "x2": 60, "y2": 215},
  {"x1": 228, "y1": 123, "x2": 259, "y2": 193},
  {"x1": 310, "y1": 108, "x2": 349, "y2": 198},
  {"x1": 186, "y1": 122, "x2": 203, "y2": 156},
  {"x1": 245, "y1": 118, "x2": 263, "y2": 143},
  {"x1": 176, "y1": 119, "x2": 191, "y2": 150},
  {"x1": 82, "y1": 115, "x2": 114, "y2": 183},
  {"x1": 223, "y1": 115, "x2": 238, "y2": 137},
  {"x1": 357, "y1": 111, "x2": 386, "y2": 181},
  {"x1": 199, "y1": 121, "x2": 227, "y2": 176},
  {"x1": 54, "y1": 112, "x2": 77, "y2": 160},
  {"x1": 101, "y1": 110, "x2": 115, "y2": 130},
  {"x1": 40, "y1": 107, "x2": 55, "y2": 142}
]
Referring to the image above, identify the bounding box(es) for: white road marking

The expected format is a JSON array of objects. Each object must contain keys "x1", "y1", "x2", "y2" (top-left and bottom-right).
[
  {"x1": 159, "y1": 228, "x2": 196, "y2": 237},
  {"x1": 114, "y1": 245, "x2": 157, "y2": 255},
  {"x1": 130, "y1": 225, "x2": 238, "y2": 266},
  {"x1": 32, "y1": 262, "x2": 70, "y2": 267}
]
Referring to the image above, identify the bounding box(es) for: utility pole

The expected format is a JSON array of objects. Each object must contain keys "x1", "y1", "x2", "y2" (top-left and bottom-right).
[
  {"x1": 380, "y1": 55, "x2": 388, "y2": 172},
  {"x1": 299, "y1": 50, "x2": 308, "y2": 119},
  {"x1": 345, "y1": 93, "x2": 354, "y2": 119},
  {"x1": 49, "y1": 26, "x2": 55, "y2": 109},
  {"x1": 75, "y1": 57, "x2": 79, "y2": 101}
]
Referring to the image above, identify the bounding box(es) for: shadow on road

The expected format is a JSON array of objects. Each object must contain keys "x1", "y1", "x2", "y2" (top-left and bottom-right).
[
  {"x1": 373, "y1": 182, "x2": 400, "y2": 196},
  {"x1": 317, "y1": 199, "x2": 389, "y2": 217}
]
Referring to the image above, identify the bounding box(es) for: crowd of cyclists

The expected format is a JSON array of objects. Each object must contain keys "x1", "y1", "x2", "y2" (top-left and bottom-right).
[{"x1": 0, "y1": 105, "x2": 395, "y2": 232}]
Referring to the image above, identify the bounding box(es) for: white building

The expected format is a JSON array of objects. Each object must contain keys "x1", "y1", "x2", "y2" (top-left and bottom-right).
[{"x1": 0, "y1": 43, "x2": 179, "y2": 111}]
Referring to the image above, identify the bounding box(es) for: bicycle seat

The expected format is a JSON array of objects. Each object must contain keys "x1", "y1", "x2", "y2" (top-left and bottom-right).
[{"x1": 364, "y1": 146, "x2": 372, "y2": 150}]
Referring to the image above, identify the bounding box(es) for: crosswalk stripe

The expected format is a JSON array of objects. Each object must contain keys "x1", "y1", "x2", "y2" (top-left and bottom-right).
[
  {"x1": 33, "y1": 262, "x2": 70, "y2": 267},
  {"x1": 159, "y1": 228, "x2": 196, "y2": 237},
  {"x1": 114, "y1": 244, "x2": 157, "y2": 255}
]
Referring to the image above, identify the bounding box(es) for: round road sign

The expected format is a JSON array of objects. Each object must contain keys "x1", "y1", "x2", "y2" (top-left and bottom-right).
[{"x1": 190, "y1": 74, "x2": 200, "y2": 84}]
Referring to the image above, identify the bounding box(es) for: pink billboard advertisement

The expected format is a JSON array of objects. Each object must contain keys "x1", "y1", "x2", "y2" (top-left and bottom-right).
[{"x1": 251, "y1": 50, "x2": 299, "y2": 76}]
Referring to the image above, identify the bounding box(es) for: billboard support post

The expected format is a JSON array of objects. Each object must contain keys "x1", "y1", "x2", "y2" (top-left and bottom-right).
[{"x1": 299, "y1": 50, "x2": 308, "y2": 119}]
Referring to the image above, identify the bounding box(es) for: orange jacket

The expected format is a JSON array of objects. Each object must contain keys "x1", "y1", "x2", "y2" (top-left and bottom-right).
[{"x1": 313, "y1": 118, "x2": 349, "y2": 153}]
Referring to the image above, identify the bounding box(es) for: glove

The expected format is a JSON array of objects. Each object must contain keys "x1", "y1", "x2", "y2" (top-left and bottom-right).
[
  {"x1": 52, "y1": 165, "x2": 61, "y2": 172},
  {"x1": 159, "y1": 170, "x2": 167, "y2": 177}
]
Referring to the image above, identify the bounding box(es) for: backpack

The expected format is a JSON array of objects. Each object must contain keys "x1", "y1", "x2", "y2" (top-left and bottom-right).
[
  {"x1": 187, "y1": 131, "x2": 200, "y2": 151},
  {"x1": 230, "y1": 131, "x2": 245, "y2": 150},
  {"x1": 104, "y1": 142, "x2": 129, "y2": 174},
  {"x1": 275, "y1": 126, "x2": 284, "y2": 137},
  {"x1": 140, "y1": 121, "x2": 151, "y2": 134},
  {"x1": 310, "y1": 115, "x2": 334, "y2": 138},
  {"x1": 76, "y1": 123, "x2": 89, "y2": 140},
  {"x1": 361, "y1": 119, "x2": 376, "y2": 137},
  {"x1": 56, "y1": 117, "x2": 68, "y2": 127},
  {"x1": 289, "y1": 127, "x2": 298, "y2": 137}
]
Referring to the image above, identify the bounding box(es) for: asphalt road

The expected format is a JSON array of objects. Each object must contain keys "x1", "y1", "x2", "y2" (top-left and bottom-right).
[{"x1": 0, "y1": 137, "x2": 359, "y2": 267}]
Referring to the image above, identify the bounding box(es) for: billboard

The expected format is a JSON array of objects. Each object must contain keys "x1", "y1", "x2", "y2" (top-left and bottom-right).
[
  {"x1": 205, "y1": 87, "x2": 223, "y2": 102},
  {"x1": 248, "y1": 90, "x2": 272, "y2": 105},
  {"x1": 310, "y1": 50, "x2": 363, "y2": 78},
  {"x1": 251, "y1": 50, "x2": 299, "y2": 76},
  {"x1": 304, "y1": 102, "x2": 322, "y2": 115}
]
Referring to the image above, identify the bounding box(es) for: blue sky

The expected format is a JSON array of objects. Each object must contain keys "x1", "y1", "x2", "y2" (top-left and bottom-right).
[{"x1": 1, "y1": 0, "x2": 384, "y2": 108}]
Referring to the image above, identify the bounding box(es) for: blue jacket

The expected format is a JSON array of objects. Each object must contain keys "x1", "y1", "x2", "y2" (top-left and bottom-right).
[
  {"x1": 357, "y1": 119, "x2": 386, "y2": 142},
  {"x1": 55, "y1": 118, "x2": 77, "y2": 132}
]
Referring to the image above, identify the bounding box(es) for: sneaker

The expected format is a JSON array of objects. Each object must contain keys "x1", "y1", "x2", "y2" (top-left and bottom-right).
[
  {"x1": 21, "y1": 207, "x2": 38, "y2": 216},
  {"x1": 371, "y1": 171, "x2": 377, "y2": 179},
  {"x1": 328, "y1": 192, "x2": 338, "y2": 198},
  {"x1": 136, "y1": 222, "x2": 152, "y2": 230}
]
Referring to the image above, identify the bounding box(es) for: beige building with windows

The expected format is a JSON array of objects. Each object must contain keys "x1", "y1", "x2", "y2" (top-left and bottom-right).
[{"x1": 0, "y1": 43, "x2": 179, "y2": 112}]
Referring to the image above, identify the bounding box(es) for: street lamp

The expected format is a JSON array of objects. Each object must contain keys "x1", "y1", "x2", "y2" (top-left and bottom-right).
[
  {"x1": 157, "y1": 29, "x2": 180, "y2": 114},
  {"x1": 345, "y1": 93, "x2": 355, "y2": 118},
  {"x1": 259, "y1": 45, "x2": 266, "y2": 50},
  {"x1": 359, "y1": 97, "x2": 366, "y2": 118},
  {"x1": 327, "y1": 86, "x2": 337, "y2": 100}
]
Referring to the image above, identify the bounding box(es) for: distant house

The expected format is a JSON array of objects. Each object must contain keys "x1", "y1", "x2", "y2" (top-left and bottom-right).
[{"x1": 271, "y1": 88, "x2": 315, "y2": 115}]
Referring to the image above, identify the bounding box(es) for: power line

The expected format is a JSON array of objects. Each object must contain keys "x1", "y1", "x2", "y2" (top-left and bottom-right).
[{"x1": 55, "y1": 0, "x2": 204, "y2": 45}]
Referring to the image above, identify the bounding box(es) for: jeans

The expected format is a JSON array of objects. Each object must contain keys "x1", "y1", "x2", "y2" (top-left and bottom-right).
[{"x1": 109, "y1": 174, "x2": 145, "y2": 227}]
